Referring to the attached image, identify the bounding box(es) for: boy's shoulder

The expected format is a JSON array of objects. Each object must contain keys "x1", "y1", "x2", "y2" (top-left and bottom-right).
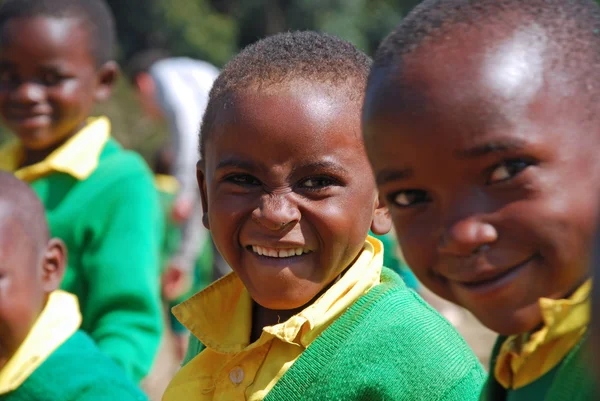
[
  {"x1": 4, "y1": 330, "x2": 147, "y2": 401},
  {"x1": 265, "y1": 268, "x2": 486, "y2": 401},
  {"x1": 94, "y1": 137, "x2": 152, "y2": 181},
  {"x1": 480, "y1": 336, "x2": 594, "y2": 401}
]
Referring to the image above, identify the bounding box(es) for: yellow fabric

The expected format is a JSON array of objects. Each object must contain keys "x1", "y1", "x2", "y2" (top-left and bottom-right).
[
  {"x1": 155, "y1": 174, "x2": 180, "y2": 194},
  {"x1": 0, "y1": 117, "x2": 111, "y2": 182},
  {"x1": 163, "y1": 236, "x2": 383, "y2": 401},
  {"x1": 0, "y1": 290, "x2": 82, "y2": 394},
  {"x1": 494, "y1": 279, "x2": 592, "y2": 390}
]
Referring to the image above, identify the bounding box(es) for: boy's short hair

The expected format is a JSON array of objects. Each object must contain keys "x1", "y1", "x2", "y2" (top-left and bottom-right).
[
  {"x1": 0, "y1": 0, "x2": 116, "y2": 65},
  {"x1": 371, "y1": 0, "x2": 600, "y2": 117},
  {"x1": 200, "y1": 31, "x2": 372, "y2": 158},
  {"x1": 0, "y1": 172, "x2": 48, "y2": 246}
]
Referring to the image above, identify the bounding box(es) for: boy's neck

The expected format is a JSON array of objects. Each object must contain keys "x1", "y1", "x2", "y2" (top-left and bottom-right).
[
  {"x1": 249, "y1": 273, "x2": 346, "y2": 343},
  {"x1": 20, "y1": 122, "x2": 87, "y2": 168}
]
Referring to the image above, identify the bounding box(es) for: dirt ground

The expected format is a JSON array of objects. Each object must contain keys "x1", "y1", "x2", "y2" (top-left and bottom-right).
[{"x1": 141, "y1": 291, "x2": 496, "y2": 401}]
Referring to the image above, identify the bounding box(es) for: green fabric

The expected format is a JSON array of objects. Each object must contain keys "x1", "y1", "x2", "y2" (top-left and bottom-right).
[
  {"x1": 184, "y1": 268, "x2": 487, "y2": 400},
  {"x1": 2, "y1": 331, "x2": 148, "y2": 401},
  {"x1": 371, "y1": 232, "x2": 420, "y2": 290},
  {"x1": 506, "y1": 364, "x2": 558, "y2": 401},
  {"x1": 157, "y1": 189, "x2": 183, "y2": 271},
  {"x1": 29, "y1": 138, "x2": 163, "y2": 383},
  {"x1": 479, "y1": 335, "x2": 595, "y2": 401}
]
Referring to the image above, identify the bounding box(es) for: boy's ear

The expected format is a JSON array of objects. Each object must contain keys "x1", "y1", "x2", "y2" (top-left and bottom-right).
[
  {"x1": 94, "y1": 61, "x2": 120, "y2": 102},
  {"x1": 40, "y1": 238, "x2": 67, "y2": 293},
  {"x1": 197, "y1": 160, "x2": 210, "y2": 230},
  {"x1": 371, "y1": 194, "x2": 392, "y2": 236}
]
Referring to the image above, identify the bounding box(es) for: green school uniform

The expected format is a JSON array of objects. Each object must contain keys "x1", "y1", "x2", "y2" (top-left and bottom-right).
[
  {"x1": 0, "y1": 118, "x2": 163, "y2": 383},
  {"x1": 183, "y1": 268, "x2": 487, "y2": 400},
  {"x1": 2, "y1": 331, "x2": 148, "y2": 401},
  {"x1": 480, "y1": 336, "x2": 595, "y2": 401}
]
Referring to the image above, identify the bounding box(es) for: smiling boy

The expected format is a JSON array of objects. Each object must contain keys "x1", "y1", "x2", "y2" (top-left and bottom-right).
[
  {"x1": 363, "y1": 0, "x2": 599, "y2": 399},
  {"x1": 0, "y1": 0, "x2": 163, "y2": 383},
  {"x1": 163, "y1": 31, "x2": 485, "y2": 401}
]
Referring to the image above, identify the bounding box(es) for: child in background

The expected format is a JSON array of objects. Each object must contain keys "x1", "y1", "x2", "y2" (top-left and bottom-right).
[
  {"x1": 0, "y1": 0, "x2": 163, "y2": 383},
  {"x1": 153, "y1": 147, "x2": 215, "y2": 362},
  {"x1": 164, "y1": 31, "x2": 485, "y2": 401},
  {"x1": 362, "y1": 0, "x2": 599, "y2": 399},
  {"x1": 0, "y1": 172, "x2": 147, "y2": 401}
]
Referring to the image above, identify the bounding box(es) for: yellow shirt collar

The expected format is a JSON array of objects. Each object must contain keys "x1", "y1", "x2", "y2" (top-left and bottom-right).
[
  {"x1": 495, "y1": 279, "x2": 591, "y2": 389},
  {"x1": 0, "y1": 290, "x2": 82, "y2": 394},
  {"x1": 173, "y1": 236, "x2": 383, "y2": 353},
  {"x1": 0, "y1": 117, "x2": 111, "y2": 182}
]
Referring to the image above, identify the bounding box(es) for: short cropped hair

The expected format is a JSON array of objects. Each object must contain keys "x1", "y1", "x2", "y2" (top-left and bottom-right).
[
  {"x1": 200, "y1": 31, "x2": 372, "y2": 158},
  {"x1": 0, "y1": 0, "x2": 116, "y2": 65},
  {"x1": 371, "y1": 0, "x2": 600, "y2": 110}
]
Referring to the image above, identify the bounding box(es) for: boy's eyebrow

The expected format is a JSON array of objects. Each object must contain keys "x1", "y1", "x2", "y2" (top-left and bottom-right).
[
  {"x1": 454, "y1": 139, "x2": 527, "y2": 159},
  {"x1": 215, "y1": 158, "x2": 258, "y2": 172},
  {"x1": 376, "y1": 168, "x2": 413, "y2": 185},
  {"x1": 291, "y1": 161, "x2": 349, "y2": 175}
]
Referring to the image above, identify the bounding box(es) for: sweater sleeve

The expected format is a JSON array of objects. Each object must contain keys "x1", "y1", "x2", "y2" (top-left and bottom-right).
[{"x1": 79, "y1": 167, "x2": 164, "y2": 383}]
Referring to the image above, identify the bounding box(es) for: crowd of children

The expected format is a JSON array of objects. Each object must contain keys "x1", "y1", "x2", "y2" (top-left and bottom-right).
[{"x1": 1, "y1": 0, "x2": 600, "y2": 400}]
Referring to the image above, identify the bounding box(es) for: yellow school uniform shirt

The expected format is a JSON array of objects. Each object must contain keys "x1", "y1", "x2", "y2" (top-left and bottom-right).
[
  {"x1": 0, "y1": 117, "x2": 110, "y2": 181},
  {"x1": 0, "y1": 291, "x2": 81, "y2": 395},
  {"x1": 163, "y1": 236, "x2": 383, "y2": 401},
  {"x1": 495, "y1": 279, "x2": 591, "y2": 389}
]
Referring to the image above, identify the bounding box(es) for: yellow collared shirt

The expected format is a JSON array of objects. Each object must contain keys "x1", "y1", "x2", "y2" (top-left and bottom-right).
[
  {"x1": 0, "y1": 117, "x2": 111, "y2": 182},
  {"x1": 0, "y1": 291, "x2": 82, "y2": 394},
  {"x1": 495, "y1": 279, "x2": 591, "y2": 389},
  {"x1": 163, "y1": 236, "x2": 383, "y2": 401}
]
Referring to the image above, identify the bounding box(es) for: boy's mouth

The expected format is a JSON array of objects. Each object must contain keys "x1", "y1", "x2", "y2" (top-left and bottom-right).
[
  {"x1": 452, "y1": 253, "x2": 540, "y2": 294},
  {"x1": 247, "y1": 245, "x2": 312, "y2": 258}
]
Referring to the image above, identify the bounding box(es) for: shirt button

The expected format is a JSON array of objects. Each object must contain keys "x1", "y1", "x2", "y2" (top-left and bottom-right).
[{"x1": 229, "y1": 367, "x2": 244, "y2": 385}]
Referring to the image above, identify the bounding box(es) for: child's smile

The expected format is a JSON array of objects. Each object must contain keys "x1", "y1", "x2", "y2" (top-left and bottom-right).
[
  {"x1": 199, "y1": 81, "x2": 387, "y2": 311},
  {"x1": 364, "y1": 24, "x2": 599, "y2": 335}
]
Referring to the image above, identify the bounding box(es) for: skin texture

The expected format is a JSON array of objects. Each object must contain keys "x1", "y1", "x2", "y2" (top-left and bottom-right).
[
  {"x1": 198, "y1": 81, "x2": 390, "y2": 334},
  {"x1": 0, "y1": 16, "x2": 117, "y2": 166},
  {"x1": 363, "y1": 23, "x2": 599, "y2": 335},
  {"x1": 0, "y1": 178, "x2": 66, "y2": 370}
]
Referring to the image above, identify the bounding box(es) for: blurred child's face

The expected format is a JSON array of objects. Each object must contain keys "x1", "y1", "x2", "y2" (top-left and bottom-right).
[
  {"x1": 363, "y1": 26, "x2": 598, "y2": 335},
  {"x1": 199, "y1": 81, "x2": 389, "y2": 310},
  {"x1": 0, "y1": 16, "x2": 115, "y2": 150},
  {"x1": 0, "y1": 208, "x2": 45, "y2": 368}
]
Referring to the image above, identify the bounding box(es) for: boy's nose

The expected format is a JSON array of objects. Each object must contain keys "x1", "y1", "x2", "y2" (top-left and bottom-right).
[
  {"x1": 13, "y1": 82, "x2": 45, "y2": 103},
  {"x1": 252, "y1": 194, "x2": 301, "y2": 231},
  {"x1": 438, "y1": 217, "x2": 498, "y2": 257}
]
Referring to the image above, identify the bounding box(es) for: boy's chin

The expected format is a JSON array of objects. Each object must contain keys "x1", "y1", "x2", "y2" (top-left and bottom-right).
[{"x1": 470, "y1": 304, "x2": 544, "y2": 336}]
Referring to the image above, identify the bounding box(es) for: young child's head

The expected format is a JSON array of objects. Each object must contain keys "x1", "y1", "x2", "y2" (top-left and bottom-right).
[
  {"x1": 125, "y1": 49, "x2": 170, "y2": 120},
  {"x1": 0, "y1": 172, "x2": 66, "y2": 369},
  {"x1": 0, "y1": 0, "x2": 118, "y2": 151},
  {"x1": 198, "y1": 31, "x2": 391, "y2": 311},
  {"x1": 362, "y1": 0, "x2": 600, "y2": 335}
]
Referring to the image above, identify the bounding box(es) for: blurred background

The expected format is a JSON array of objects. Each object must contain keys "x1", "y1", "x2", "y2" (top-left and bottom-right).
[{"x1": 0, "y1": 0, "x2": 423, "y2": 157}]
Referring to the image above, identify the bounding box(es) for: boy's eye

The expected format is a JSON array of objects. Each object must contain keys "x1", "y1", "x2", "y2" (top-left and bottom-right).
[
  {"x1": 225, "y1": 174, "x2": 260, "y2": 186},
  {"x1": 299, "y1": 176, "x2": 337, "y2": 190},
  {"x1": 0, "y1": 71, "x2": 17, "y2": 86},
  {"x1": 488, "y1": 159, "x2": 532, "y2": 184},
  {"x1": 42, "y1": 73, "x2": 63, "y2": 86},
  {"x1": 389, "y1": 190, "x2": 430, "y2": 208}
]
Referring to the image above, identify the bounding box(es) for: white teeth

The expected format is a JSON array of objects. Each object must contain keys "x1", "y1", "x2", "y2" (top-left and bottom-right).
[{"x1": 250, "y1": 246, "x2": 311, "y2": 258}]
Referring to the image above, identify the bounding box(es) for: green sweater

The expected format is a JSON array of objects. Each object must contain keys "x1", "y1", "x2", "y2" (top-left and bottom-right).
[
  {"x1": 184, "y1": 268, "x2": 487, "y2": 400},
  {"x1": 30, "y1": 138, "x2": 163, "y2": 383},
  {"x1": 479, "y1": 335, "x2": 595, "y2": 401},
  {"x1": 2, "y1": 330, "x2": 147, "y2": 401}
]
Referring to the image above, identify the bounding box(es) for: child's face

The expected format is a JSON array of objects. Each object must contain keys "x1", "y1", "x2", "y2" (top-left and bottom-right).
[
  {"x1": 0, "y1": 16, "x2": 116, "y2": 150},
  {"x1": 199, "y1": 82, "x2": 389, "y2": 310},
  {"x1": 0, "y1": 209, "x2": 45, "y2": 368},
  {"x1": 0, "y1": 202, "x2": 65, "y2": 369},
  {"x1": 363, "y1": 27, "x2": 598, "y2": 335}
]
